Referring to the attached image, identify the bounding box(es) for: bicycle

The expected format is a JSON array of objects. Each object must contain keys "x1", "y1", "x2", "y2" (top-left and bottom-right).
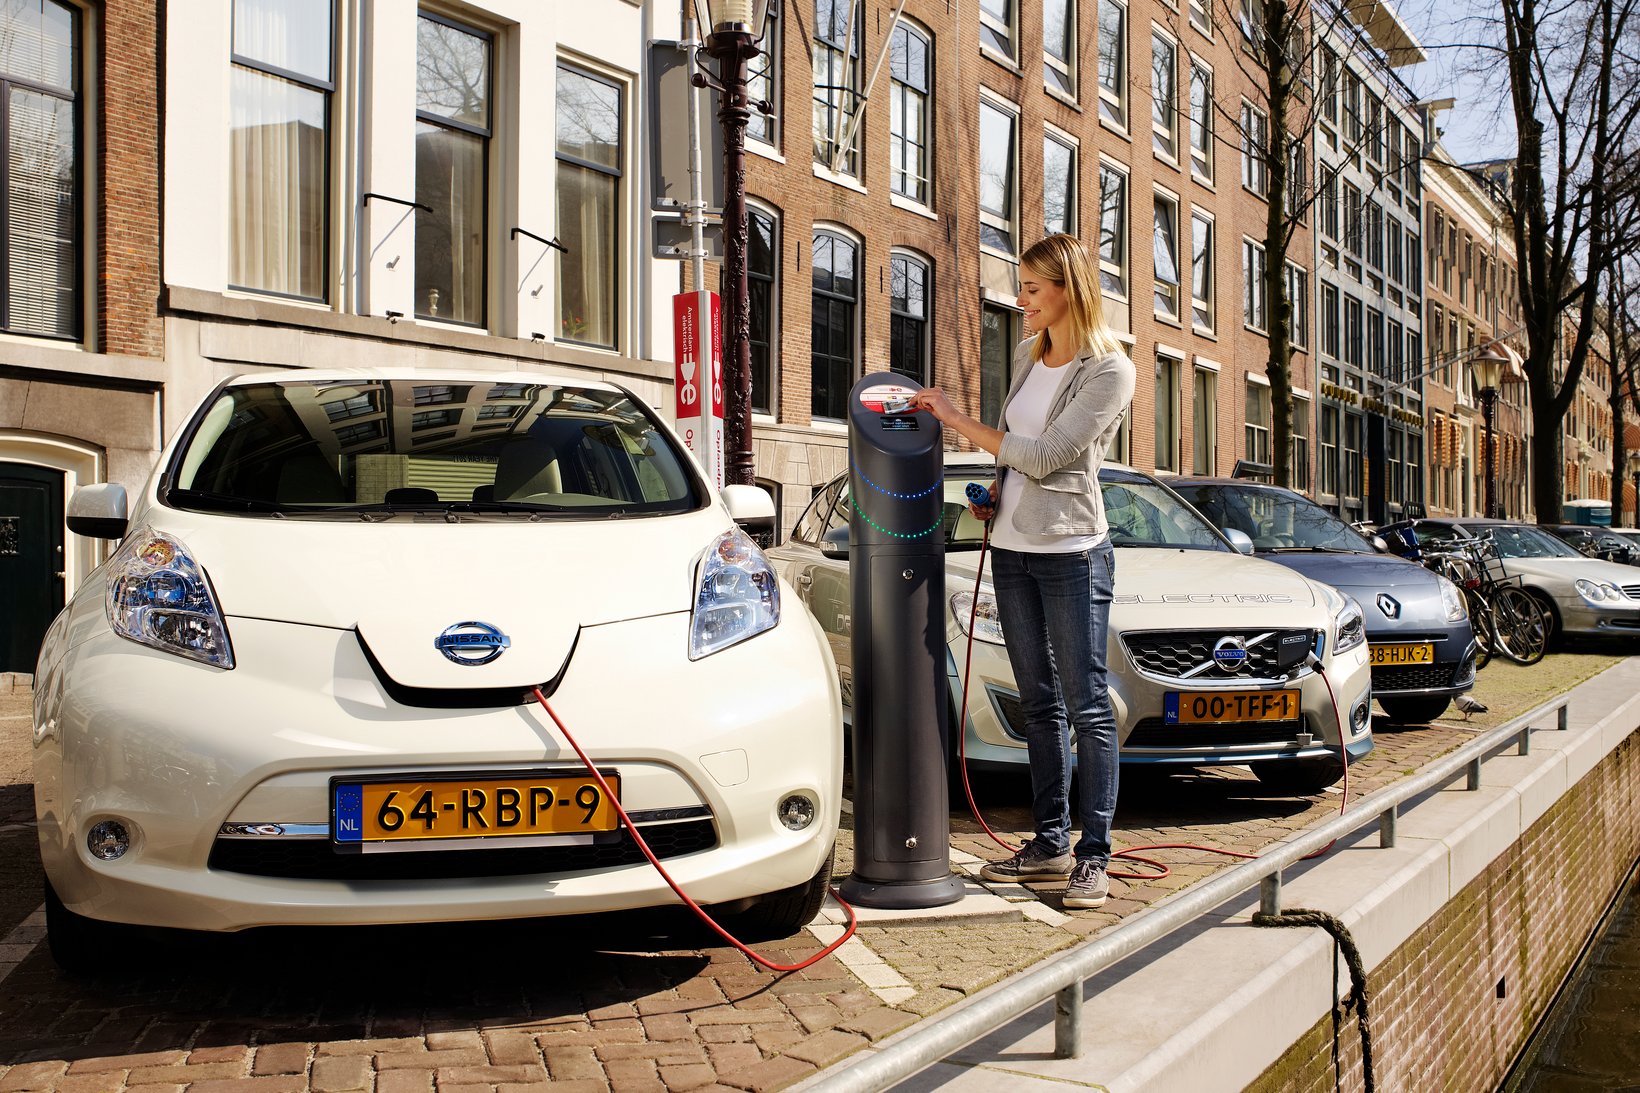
[
  {"x1": 1421, "y1": 537, "x2": 1548, "y2": 666},
  {"x1": 1418, "y1": 542, "x2": 1495, "y2": 670}
]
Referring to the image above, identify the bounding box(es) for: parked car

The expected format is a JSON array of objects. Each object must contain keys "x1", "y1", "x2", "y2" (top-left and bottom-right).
[
  {"x1": 1167, "y1": 478, "x2": 1476, "y2": 725},
  {"x1": 1380, "y1": 518, "x2": 1640, "y2": 639},
  {"x1": 766, "y1": 455, "x2": 1374, "y2": 797},
  {"x1": 1540, "y1": 524, "x2": 1640, "y2": 566},
  {"x1": 32, "y1": 371, "x2": 843, "y2": 971}
]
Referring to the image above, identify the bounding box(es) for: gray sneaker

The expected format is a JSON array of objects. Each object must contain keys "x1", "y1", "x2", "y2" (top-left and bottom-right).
[
  {"x1": 1064, "y1": 859, "x2": 1110, "y2": 909},
  {"x1": 979, "y1": 843, "x2": 1074, "y2": 882}
]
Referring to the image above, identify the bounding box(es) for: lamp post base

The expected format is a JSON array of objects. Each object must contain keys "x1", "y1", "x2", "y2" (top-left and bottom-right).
[{"x1": 839, "y1": 872, "x2": 967, "y2": 910}]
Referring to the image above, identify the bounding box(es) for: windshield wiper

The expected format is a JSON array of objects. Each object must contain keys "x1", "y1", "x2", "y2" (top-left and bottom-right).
[
  {"x1": 169, "y1": 488, "x2": 286, "y2": 514},
  {"x1": 1262, "y1": 546, "x2": 1363, "y2": 554}
]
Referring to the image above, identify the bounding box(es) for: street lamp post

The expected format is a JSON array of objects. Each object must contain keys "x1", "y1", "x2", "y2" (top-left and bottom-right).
[
  {"x1": 1472, "y1": 344, "x2": 1508, "y2": 520},
  {"x1": 693, "y1": 0, "x2": 770, "y2": 488}
]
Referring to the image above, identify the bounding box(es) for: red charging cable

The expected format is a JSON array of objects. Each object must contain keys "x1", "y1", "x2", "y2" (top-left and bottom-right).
[
  {"x1": 530, "y1": 687, "x2": 858, "y2": 973},
  {"x1": 954, "y1": 528, "x2": 1353, "y2": 880}
]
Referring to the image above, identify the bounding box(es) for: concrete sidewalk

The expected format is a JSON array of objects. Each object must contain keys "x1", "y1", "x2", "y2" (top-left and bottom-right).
[{"x1": 800, "y1": 655, "x2": 1640, "y2": 1092}]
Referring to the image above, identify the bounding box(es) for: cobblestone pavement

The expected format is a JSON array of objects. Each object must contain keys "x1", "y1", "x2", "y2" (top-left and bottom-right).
[{"x1": 0, "y1": 649, "x2": 1626, "y2": 1093}]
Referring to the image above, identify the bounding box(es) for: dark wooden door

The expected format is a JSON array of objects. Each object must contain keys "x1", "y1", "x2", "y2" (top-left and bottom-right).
[{"x1": 0, "y1": 463, "x2": 66, "y2": 673}]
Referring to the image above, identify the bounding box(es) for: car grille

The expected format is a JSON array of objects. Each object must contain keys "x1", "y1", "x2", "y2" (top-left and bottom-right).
[
  {"x1": 1122, "y1": 630, "x2": 1316, "y2": 680},
  {"x1": 1124, "y1": 717, "x2": 1317, "y2": 750},
  {"x1": 207, "y1": 819, "x2": 717, "y2": 881},
  {"x1": 1622, "y1": 583, "x2": 1640, "y2": 600},
  {"x1": 1372, "y1": 662, "x2": 1466, "y2": 692}
]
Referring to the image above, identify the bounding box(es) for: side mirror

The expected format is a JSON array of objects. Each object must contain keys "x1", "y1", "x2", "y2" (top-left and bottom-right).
[
  {"x1": 721, "y1": 484, "x2": 775, "y2": 540},
  {"x1": 1223, "y1": 527, "x2": 1255, "y2": 555},
  {"x1": 67, "y1": 483, "x2": 129, "y2": 540},
  {"x1": 1371, "y1": 535, "x2": 1389, "y2": 553},
  {"x1": 819, "y1": 526, "x2": 850, "y2": 559}
]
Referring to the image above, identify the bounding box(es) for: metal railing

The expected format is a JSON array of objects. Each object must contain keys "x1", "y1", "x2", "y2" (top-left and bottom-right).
[{"x1": 808, "y1": 695, "x2": 1573, "y2": 1092}]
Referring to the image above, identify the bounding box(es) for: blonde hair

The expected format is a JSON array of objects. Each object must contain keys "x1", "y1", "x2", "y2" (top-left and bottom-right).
[{"x1": 1020, "y1": 233, "x2": 1126, "y2": 363}]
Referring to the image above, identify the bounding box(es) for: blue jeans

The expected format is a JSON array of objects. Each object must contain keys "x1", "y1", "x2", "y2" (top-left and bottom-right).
[{"x1": 990, "y1": 543, "x2": 1118, "y2": 864}]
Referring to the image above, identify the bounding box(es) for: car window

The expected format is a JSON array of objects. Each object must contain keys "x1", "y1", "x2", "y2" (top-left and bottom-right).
[
  {"x1": 823, "y1": 485, "x2": 852, "y2": 539},
  {"x1": 792, "y1": 480, "x2": 843, "y2": 544},
  {"x1": 169, "y1": 380, "x2": 703, "y2": 518},
  {"x1": 1172, "y1": 483, "x2": 1373, "y2": 552},
  {"x1": 1100, "y1": 473, "x2": 1228, "y2": 550},
  {"x1": 1485, "y1": 525, "x2": 1583, "y2": 559}
]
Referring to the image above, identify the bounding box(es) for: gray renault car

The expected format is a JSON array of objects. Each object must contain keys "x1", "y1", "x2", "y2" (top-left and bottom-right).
[{"x1": 1170, "y1": 478, "x2": 1477, "y2": 725}]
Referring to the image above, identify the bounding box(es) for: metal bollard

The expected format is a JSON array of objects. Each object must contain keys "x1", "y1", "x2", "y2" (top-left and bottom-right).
[
  {"x1": 1054, "y1": 983, "x2": 1082, "y2": 1058},
  {"x1": 1260, "y1": 872, "x2": 1282, "y2": 917},
  {"x1": 1379, "y1": 804, "x2": 1397, "y2": 848},
  {"x1": 1467, "y1": 756, "x2": 1482, "y2": 790}
]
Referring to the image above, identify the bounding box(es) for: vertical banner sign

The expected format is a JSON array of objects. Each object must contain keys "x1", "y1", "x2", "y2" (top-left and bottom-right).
[{"x1": 673, "y1": 290, "x2": 725, "y2": 486}]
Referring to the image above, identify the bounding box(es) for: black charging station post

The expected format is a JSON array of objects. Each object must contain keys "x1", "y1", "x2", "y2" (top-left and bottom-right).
[{"x1": 839, "y1": 373, "x2": 966, "y2": 910}]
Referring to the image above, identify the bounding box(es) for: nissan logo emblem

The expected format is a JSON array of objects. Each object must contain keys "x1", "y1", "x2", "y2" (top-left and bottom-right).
[{"x1": 435, "y1": 621, "x2": 511, "y2": 665}]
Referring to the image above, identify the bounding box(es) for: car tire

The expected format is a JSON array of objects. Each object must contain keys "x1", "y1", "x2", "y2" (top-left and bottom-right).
[
  {"x1": 1250, "y1": 757, "x2": 1346, "y2": 796},
  {"x1": 44, "y1": 876, "x2": 138, "y2": 975},
  {"x1": 727, "y1": 846, "x2": 835, "y2": 940},
  {"x1": 1527, "y1": 590, "x2": 1560, "y2": 642},
  {"x1": 1377, "y1": 696, "x2": 1452, "y2": 725}
]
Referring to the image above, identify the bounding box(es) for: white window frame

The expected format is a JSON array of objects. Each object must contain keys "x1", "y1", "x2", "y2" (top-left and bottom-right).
[
  {"x1": 1242, "y1": 237, "x2": 1267, "y2": 332},
  {"x1": 1190, "y1": 208, "x2": 1214, "y2": 332},
  {"x1": 1044, "y1": 126, "x2": 1078, "y2": 236},
  {"x1": 1043, "y1": 0, "x2": 1077, "y2": 99},
  {"x1": 978, "y1": 94, "x2": 1019, "y2": 257},
  {"x1": 1098, "y1": 159, "x2": 1128, "y2": 299},
  {"x1": 889, "y1": 19, "x2": 932, "y2": 204},
  {"x1": 1285, "y1": 261, "x2": 1308, "y2": 348},
  {"x1": 1155, "y1": 351, "x2": 1182, "y2": 472},
  {"x1": 1151, "y1": 29, "x2": 1178, "y2": 160},
  {"x1": 1240, "y1": 100, "x2": 1268, "y2": 197},
  {"x1": 979, "y1": 0, "x2": 1017, "y2": 63},
  {"x1": 889, "y1": 248, "x2": 932, "y2": 385},
  {"x1": 1153, "y1": 187, "x2": 1182, "y2": 320},
  {"x1": 1188, "y1": 57, "x2": 1213, "y2": 181},
  {"x1": 1192, "y1": 364, "x2": 1217, "y2": 474},
  {"x1": 745, "y1": 7, "x2": 781, "y2": 149},
  {"x1": 1097, "y1": 0, "x2": 1127, "y2": 129}
]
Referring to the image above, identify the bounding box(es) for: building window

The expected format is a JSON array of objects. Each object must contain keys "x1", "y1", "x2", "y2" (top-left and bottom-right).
[
  {"x1": 1319, "y1": 404, "x2": 1338, "y2": 497},
  {"x1": 980, "y1": 0, "x2": 1015, "y2": 60},
  {"x1": 1044, "y1": 132, "x2": 1077, "y2": 236},
  {"x1": 1098, "y1": 163, "x2": 1127, "y2": 297},
  {"x1": 746, "y1": 11, "x2": 780, "y2": 146},
  {"x1": 1344, "y1": 412, "x2": 1363, "y2": 502},
  {"x1": 1366, "y1": 307, "x2": 1384, "y2": 377},
  {"x1": 1044, "y1": 0, "x2": 1076, "y2": 97},
  {"x1": 1289, "y1": 397, "x2": 1309, "y2": 490},
  {"x1": 1155, "y1": 354, "x2": 1180, "y2": 472},
  {"x1": 555, "y1": 65, "x2": 625, "y2": 350},
  {"x1": 1366, "y1": 200, "x2": 1384, "y2": 271},
  {"x1": 1406, "y1": 434, "x2": 1424, "y2": 507},
  {"x1": 749, "y1": 206, "x2": 778, "y2": 414},
  {"x1": 981, "y1": 305, "x2": 1018, "y2": 428},
  {"x1": 1189, "y1": 0, "x2": 1212, "y2": 37},
  {"x1": 813, "y1": 0, "x2": 861, "y2": 175},
  {"x1": 1190, "y1": 211, "x2": 1213, "y2": 331},
  {"x1": 417, "y1": 14, "x2": 491, "y2": 327},
  {"x1": 1343, "y1": 182, "x2": 1362, "y2": 257},
  {"x1": 1151, "y1": 33, "x2": 1176, "y2": 158},
  {"x1": 1321, "y1": 282, "x2": 1339, "y2": 358},
  {"x1": 811, "y1": 231, "x2": 858, "y2": 420},
  {"x1": 1343, "y1": 295, "x2": 1362, "y2": 367},
  {"x1": 1153, "y1": 192, "x2": 1180, "y2": 319},
  {"x1": 889, "y1": 252, "x2": 929, "y2": 384},
  {"x1": 1285, "y1": 141, "x2": 1304, "y2": 219},
  {"x1": 1321, "y1": 167, "x2": 1338, "y2": 240},
  {"x1": 1240, "y1": 102, "x2": 1267, "y2": 196},
  {"x1": 1386, "y1": 428, "x2": 1403, "y2": 505},
  {"x1": 1192, "y1": 366, "x2": 1216, "y2": 474},
  {"x1": 1320, "y1": 47, "x2": 1339, "y2": 129},
  {"x1": 1097, "y1": 0, "x2": 1126, "y2": 127},
  {"x1": 1242, "y1": 239, "x2": 1266, "y2": 331},
  {"x1": 230, "y1": 0, "x2": 331, "y2": 303},
  {"x1": 1367, "y1": 93, "x2": 1384, "y2": 162},
  {"x1": 1188, "y1": 61, "x2": 1213, "y2": 180},
  {"x1": 1386, "y1": 215, "x2": 1403, "y2": 284},
  {"x1": 1285, "y1": 262, "x2": 1307, "y2": 348},
  {"x1": 979, "y1": 99, "x2": 1017, "y2": 254},
  {"x1": 889, "y1": 21, "x2": 930, "y2": 203},
  {"x1": 1245, "y1": 382, "x2": 1270, "y2": 465}
]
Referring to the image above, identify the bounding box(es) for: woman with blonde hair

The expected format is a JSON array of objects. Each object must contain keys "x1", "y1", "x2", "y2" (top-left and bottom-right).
[{"x1": 908, "y1": 233, "x2": 1134, "y2": 909}]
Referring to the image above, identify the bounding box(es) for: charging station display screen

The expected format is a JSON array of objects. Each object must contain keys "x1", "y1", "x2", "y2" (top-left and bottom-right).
[{"x1": 880, "y1": 417, "x2": 919, "y2": 431}]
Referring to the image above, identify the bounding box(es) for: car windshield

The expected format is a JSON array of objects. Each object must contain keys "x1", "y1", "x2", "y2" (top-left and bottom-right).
[
  {"x1": 1169, "y1": 481, "x2": 1376, "y2": 553},
  {"x1": 1480, "y1": 524, "x2": 1584, "y2": 559},
  {"x1": 167, "y1": 379, "x2": 703, "y2": 519}
]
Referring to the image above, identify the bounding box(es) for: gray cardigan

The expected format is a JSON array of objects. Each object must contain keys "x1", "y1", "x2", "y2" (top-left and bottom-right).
[{"x1": 993, "y1": 339, "x2": 1136, "y2": 539}]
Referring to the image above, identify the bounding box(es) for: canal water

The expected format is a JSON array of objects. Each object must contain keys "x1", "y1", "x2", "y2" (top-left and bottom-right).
[{"x1": 1504, "y1": 866, "x2": 1640, "y2": 1091}]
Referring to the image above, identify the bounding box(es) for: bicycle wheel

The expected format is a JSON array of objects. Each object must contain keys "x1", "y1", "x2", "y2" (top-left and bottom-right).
[
  {"x1": 1491, "y1": 586, "x2": 1548, "y2": 665},
  {"x1": 1464, "y1": 589, "x2": 1494, "y2": 669}
]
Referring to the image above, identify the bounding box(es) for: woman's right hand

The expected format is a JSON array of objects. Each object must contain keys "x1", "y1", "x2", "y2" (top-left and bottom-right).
[{"x1": 969, "y1": 479, "x2": 997, "y2": 521}]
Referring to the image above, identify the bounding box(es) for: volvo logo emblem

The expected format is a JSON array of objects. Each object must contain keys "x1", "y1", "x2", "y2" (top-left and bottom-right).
[
  {"x1": 1212, "y1": 636, "x2": 1249, "y2": 673},
  {"x1": 1376, "y1": 593, "x2": 1401, "y2": 620},
  {"x1": 435, "y1": 621, "x2": 511, "y2": 665}
]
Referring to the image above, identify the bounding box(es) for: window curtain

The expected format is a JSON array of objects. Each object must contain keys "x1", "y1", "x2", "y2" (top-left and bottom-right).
[{"x1": 230, "y1": 69, "x2": 324, "y2": 298}]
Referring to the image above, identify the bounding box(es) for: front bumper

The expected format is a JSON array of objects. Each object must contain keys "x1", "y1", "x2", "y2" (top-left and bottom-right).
[
  {"x1": 34, "y1": 611, "x2": 843, "y2": 932},
  {"x1": 1555, "y1": 595, "x2": 1640, "y2": 636}
]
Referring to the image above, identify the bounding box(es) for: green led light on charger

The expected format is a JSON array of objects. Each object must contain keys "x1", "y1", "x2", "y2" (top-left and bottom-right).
[{"x1": 850, "y1": 496, "x2": 943, "y2": 540}]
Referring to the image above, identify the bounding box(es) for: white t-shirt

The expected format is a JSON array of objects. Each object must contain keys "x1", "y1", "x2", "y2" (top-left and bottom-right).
[{"x1": 990, "y1": 361, "x2": 1105, "y2": 554}]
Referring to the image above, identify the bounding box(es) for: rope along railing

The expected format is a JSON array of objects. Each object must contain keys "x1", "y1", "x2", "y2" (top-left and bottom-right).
[{"x1": 806, "y1": 694, "x2": 1572, "y2": 1093}]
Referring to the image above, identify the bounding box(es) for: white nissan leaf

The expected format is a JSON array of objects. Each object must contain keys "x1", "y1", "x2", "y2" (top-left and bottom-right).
[{"x1": 32, "y1": 371, "x2": 843, "y2": 971}]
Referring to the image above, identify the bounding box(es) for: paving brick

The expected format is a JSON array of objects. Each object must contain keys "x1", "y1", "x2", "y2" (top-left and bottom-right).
[
  {"x1": 782, "y1": 1029, "x2": 869, "y2": 1068},
  {"x1": 54, "y1": 1074, "x2": 127, "y2": 1093},
  {"x1": 837, "y1": 1006, "x2": 917, "y2": 1042},
  {"x1": 308, "y1": 1054, "x2": 371, "y2": 1092},
  {"x1": 656, "y1": 1062, "x2": 720, "y2": 1091},
  {"x1": 435, "y1": 1065, "x2": 547, "y2": 1085},
  {"x1": 703, "y1": 1044, "x2": 762, "y2": 1074},
  {"x1": 65, "y1": 1054, "x2": 187, "y2": 1076},
  {"x1": 482, "y1": 1031, "x2": 540, "y2": 1067},
  {"x1": 639, "y1": 1013, "x2": 693, "y2": 1042},
  {"x1": 125, "y1": 1062, "x2": 246, "y2": 1085},
  {"x1": 423, "y1": 1030, "x2": 484, "y2": 1053},
  {"x1": 315, "y1": 1039, "x2": 422, "y2": 1057},
  {"x1": 604, "y1": 1056, "x2": 665, "y2": 1091},
  {"x1": 595, "y1": 1042, "x2": 707, "y2": 1064},
  {"x1": 0, "y1": 1062, "x2": 67, "y2": 1091},
  {"x1": 372, "y1": 1070, "x2": 430, "y2": 1093},
  {"x1": 187, "y1": 1047, "x2": 250, "y2": 1067},
  {"x1": 251, "y1": 1043, "x2": 309, "y2": 1076},
  {"x1": 186, "y1": 1079, "x2": 307, "y2": 1093},
  {"x1": 697, "y1": 1025, "x2": 752, "y2": 1044},
  {"x1": 374, "y1": 1049, "x2": 485, "y2": 1071},
  {"x1": 542, "y1": 1045, "x2": 602, "y2": 1083},
  {"x1": 498, "y1": 1084, "x2": 605, "y2": 1093},
  {"x1": 718, "y1": 1055, "x2": 818, "y2": 1093}
]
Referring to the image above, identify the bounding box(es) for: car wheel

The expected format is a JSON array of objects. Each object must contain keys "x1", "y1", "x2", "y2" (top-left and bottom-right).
[
  {"x1": 1527, "y1": 590, "x2": 1560, "y2": 641},
  {"x1": 1250, "y1": 757, "x2": 1346, "y2": 796},
  {"x1": 726, "y1": 846, "x2": 835, "y2": 940},
  {"x1": 44, "y1": 876, "x2": 138, "y2": 975},
  {"x1": 1377, "y1": 696, "x2": 1452, "y2": 725}
]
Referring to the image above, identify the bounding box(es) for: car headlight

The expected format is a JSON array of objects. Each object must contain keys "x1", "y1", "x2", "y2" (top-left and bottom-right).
[
  {"x1": 105, "y1": 528, "x2": 234, "y2": 669},
  {"x1": 1333, "y1": 593, "x2": 1366, "y2": 654},
  {"x1": 689, "y1": 527, "x2": 780, "y2": 659},
  {"x1": 1436, "y1": 575, "x2": 1468, "y2": 622},
  {"x1": 1574, "y1": 578, "x2": 1623, "y2": 604},
  {"x1": 950, "y1": 589, "x2": 1006, "y2": 645}
]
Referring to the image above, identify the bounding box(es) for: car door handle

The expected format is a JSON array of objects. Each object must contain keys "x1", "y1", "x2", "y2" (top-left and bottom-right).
[{"x1": 796, "y1": 573, "x2": 813, "y2": 591}]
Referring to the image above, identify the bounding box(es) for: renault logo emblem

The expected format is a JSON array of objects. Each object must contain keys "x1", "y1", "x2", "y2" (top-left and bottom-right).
[
  {"x1": 1212, "y1": 636, "x2": 1249, "y2": 673},
  {"x1": 1376, "y1": 594, "x2": 1401, "y2": 620},
  {"x1": 435, "y1": 621, "x2": 511, "y2": 665}
]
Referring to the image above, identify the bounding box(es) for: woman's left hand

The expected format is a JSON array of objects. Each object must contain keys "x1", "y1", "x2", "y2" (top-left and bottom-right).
[{"x1": 909, "y1": 387, "x2": 957, "y2": 423}]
